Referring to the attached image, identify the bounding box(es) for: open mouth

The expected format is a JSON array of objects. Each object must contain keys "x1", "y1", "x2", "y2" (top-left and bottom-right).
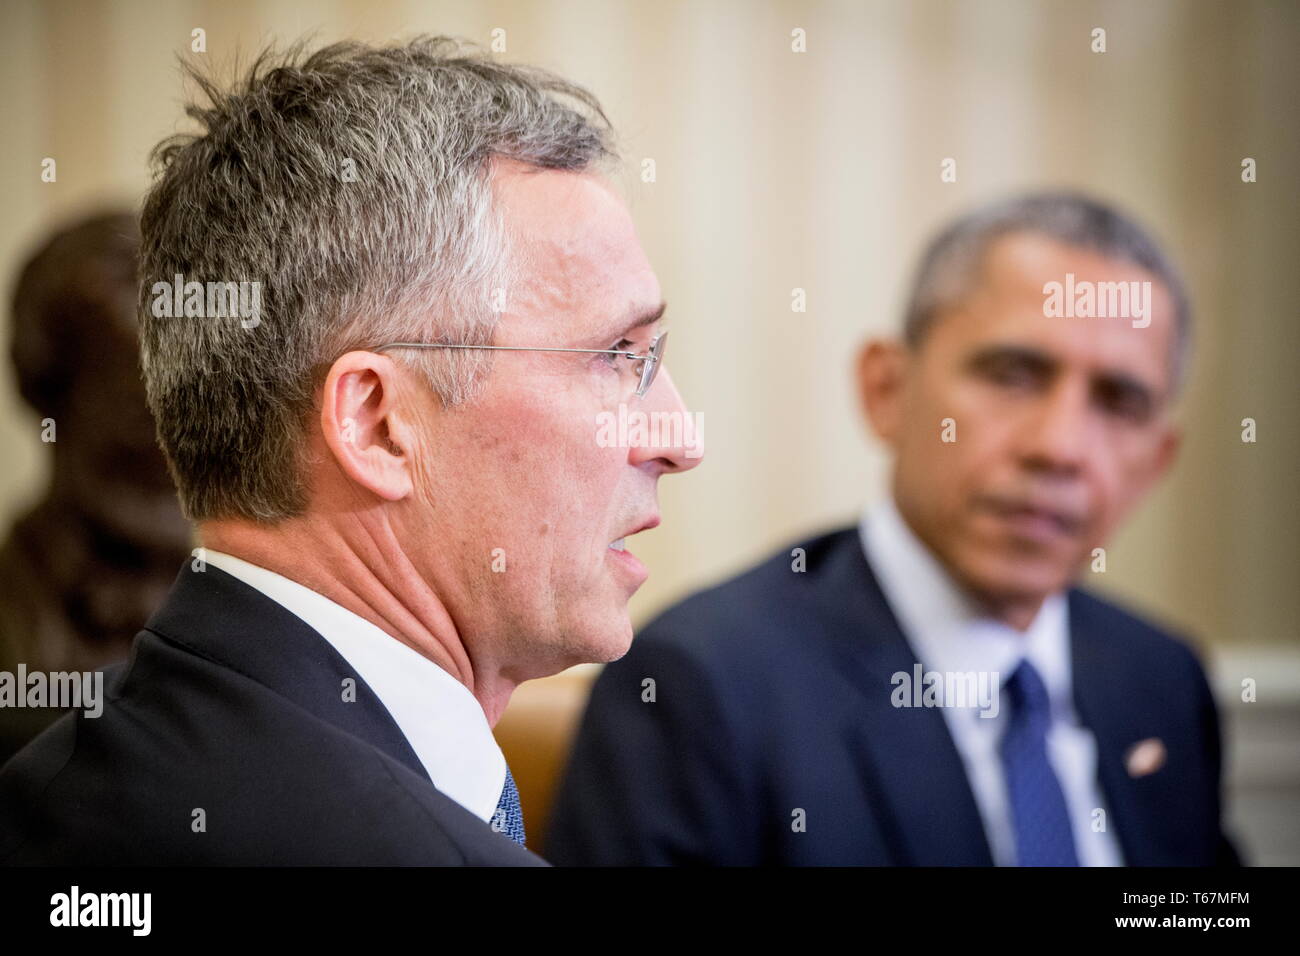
[
  {"x1": 608, "y1": 514, "x2": 660, "y2": 552},
  {"x1": 604, "y1": 516, "x2": 660, "y2": 587}
]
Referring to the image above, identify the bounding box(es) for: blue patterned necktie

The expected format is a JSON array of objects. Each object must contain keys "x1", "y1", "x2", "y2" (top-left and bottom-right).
[
  {"x1": 999, "y1": 659, "x2": 1080, "y2": 866},
  {"x1": 491, "y1": 765, "x2": 527, "y2": 847}
]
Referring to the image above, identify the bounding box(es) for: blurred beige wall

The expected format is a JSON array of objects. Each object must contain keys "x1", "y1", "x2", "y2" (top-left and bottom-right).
[{"x1": 1, "y1": 0, "x2": 1296, "y2": 664}]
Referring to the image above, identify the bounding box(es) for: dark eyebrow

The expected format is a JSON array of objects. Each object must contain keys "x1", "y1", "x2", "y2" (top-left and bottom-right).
[
  {"x1": 965, "y1": 344, "x2": 1057, "y2": 376},
  {"x1": 967, "y1": 343, "x2": 1163, "y2": 414},
  {"x1": 613, "y1": 301, "x2": 667, "y2": 339}
]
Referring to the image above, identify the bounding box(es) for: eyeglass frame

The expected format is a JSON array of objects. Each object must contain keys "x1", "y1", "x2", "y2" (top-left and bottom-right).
[{"x1": 370, "y1": 330, "x2": 668, "y2": 398}]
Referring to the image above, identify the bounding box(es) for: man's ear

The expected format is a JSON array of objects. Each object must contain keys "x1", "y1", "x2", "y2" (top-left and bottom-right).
[
  {"x1": 319, "y1": 351, "x2": 417, "y2": 502},
  {"x1": 1141, "y1": 417, "x2": 1183, "y2": 492},
  {"x1": 855, "y1": 338, "x2": 908, "y2": 449}
]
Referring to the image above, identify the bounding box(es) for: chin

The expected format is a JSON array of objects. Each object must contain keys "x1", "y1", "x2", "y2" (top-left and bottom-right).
[
  {"x1": 559, "y1": 611, "x2": 634, "y2": 667},
  {"x1": 945, "y1": 536, "x2": 1065, "y2": 603},
  {"x1": 607, "y1": 611, "x2": 639, "y2": 659},
  {"x1": 589, "y1": 621, "x2": 636, "y2": 664},
  {"x1": 966, "y1": 555, "x2": 1073, "y2": 606}
]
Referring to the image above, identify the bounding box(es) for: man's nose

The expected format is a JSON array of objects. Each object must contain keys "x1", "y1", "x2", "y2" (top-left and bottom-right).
[
  {"x1": 1016, "y1": 378, "x2": 1091, "y2": 477},
  {"x1": 629, "y1": 368, "x2": 705, "y2": 473}
]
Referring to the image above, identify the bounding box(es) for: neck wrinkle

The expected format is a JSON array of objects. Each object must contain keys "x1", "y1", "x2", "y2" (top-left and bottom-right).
[{"x1": 199, "y1": 513, "x2": 511, "y2": 724}]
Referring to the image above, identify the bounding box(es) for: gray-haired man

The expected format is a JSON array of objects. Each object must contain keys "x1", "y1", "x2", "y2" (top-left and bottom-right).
[{"x1": 0, "y1": 37, "x2": 699, "y2": 865}]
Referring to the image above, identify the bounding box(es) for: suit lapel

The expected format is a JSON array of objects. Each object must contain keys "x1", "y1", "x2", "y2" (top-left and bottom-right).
[
  {"x1": 1068, "y1": 591, "x2": 1163, "y2": 866},
  {"x1": 812, "y1": 531, "x2": 995, "y2": 865},
  {"x1": 142, "y1": 562, "x2": 432, "y2": 783},
  {"x1": 808, "y1": 529, "x2": 1177, "y2": 866}
]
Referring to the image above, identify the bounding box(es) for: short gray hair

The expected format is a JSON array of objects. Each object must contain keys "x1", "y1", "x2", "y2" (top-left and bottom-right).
[
  {"x1": 902, "y1": 192, "x2": 1193, "y2": 391},
  {"x1": 139, "y1": 36, "x2": 617, "y2": 522}
]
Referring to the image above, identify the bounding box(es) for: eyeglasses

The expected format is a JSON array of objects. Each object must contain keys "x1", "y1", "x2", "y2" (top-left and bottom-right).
[{"x1": 372, "y1": 331, "x2": 668, "y2": 398}]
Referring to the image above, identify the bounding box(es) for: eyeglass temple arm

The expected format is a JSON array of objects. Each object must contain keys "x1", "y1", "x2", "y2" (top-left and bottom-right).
[{"x1": 373, "y1": 343, "x2": 643, "y2": 359}]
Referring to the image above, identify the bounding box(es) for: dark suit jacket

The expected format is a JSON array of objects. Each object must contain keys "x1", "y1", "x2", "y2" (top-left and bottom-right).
[
  {"x1": 548, "y1": 527, "x2": 1239, "y2": 866},
  {"x1": 0, "y1": 563, "x2": 546, "y2": 866}
]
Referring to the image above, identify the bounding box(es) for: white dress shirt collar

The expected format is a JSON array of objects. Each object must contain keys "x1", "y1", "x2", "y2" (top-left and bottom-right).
[{"x1": 201, "y1": 549, "x2": 506, "y2": 824}]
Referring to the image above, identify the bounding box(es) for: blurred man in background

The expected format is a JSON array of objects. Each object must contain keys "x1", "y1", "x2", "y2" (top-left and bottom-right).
[
  {"x1": 551, "y1": 192, "x2": 1239, "y2": 866},
  {"x1": 0, "y1": 213, "x2": 191, "y2": 762}
]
